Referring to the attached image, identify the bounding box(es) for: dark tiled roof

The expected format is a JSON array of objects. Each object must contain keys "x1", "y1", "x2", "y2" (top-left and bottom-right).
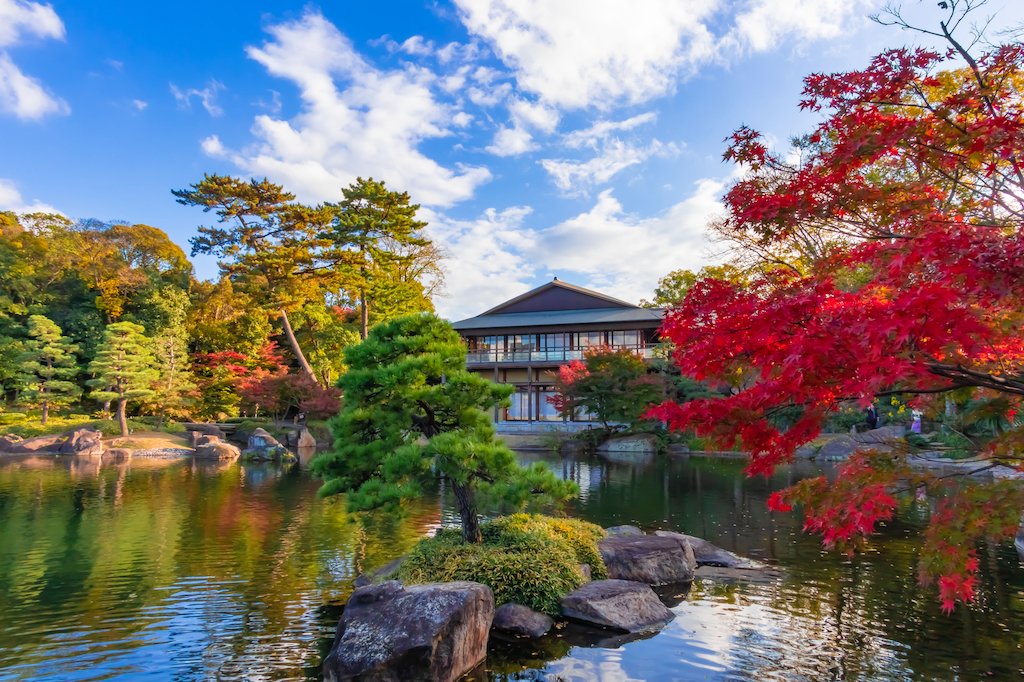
[{"x1": 452, "y1": 307, "x2": 665, "y2": 331}]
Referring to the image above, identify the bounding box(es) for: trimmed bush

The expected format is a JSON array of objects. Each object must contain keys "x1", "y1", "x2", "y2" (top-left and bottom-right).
[{"x1": 393, "y1": 514, "x2": 607, "y2": 616}]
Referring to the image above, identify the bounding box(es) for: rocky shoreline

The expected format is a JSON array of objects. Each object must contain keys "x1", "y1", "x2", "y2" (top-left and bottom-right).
[{"x1": 326, "y1": 525, "x2": 772, "y2": 682}]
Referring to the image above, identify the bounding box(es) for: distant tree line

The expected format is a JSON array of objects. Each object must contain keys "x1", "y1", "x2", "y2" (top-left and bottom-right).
[{"x1": 0, "y1": 176, "x2": 445, "y2": 434}]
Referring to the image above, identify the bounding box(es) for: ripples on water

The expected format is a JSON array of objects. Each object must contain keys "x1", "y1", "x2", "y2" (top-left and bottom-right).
[{"x1": 0, "y1": 452, "x2": 1022, "y2": 681}]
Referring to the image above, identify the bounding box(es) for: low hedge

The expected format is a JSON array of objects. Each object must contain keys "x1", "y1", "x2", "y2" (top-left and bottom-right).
[{"x1": 392, "y1": 514, "x2": 607, "y2": 616}]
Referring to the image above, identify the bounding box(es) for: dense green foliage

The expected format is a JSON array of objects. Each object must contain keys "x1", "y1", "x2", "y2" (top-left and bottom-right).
[
  {"x1": 394, "y1": 514, "x2": 607, "y2": 615},
  {"x1": 15, "y1": 316, "x2": 81, "y2": 424},
  {"x1": 0, "y1": 172, "x2": 444, "y2": 426},
  {"x1": 550, "y1": 346, "x2": 664, "y2": 435},
  {"x1": 87, "y1": 322, "x2": 158, "y2": 437},
  {"x1": 313, "y1": 313, "x2": 577, "y2": 542}
]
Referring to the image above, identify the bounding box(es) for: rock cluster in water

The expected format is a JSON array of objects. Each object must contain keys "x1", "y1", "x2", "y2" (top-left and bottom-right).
[{"x1": 328, "y1": 524, "x2": 766, "y2": 680}]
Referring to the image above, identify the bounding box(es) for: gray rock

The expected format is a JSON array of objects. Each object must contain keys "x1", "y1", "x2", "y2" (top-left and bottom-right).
[
  {"x1": 203, "y1": 424, "x2": 227, "y2": 441},
  {"x1": 0, "y1": 434, "x2": 23, "y2": 451},
  {"x1": 1, "y1": 433, "x2": 64, "y2": 453},
  {"x1": 59, "y1": 427, "x2": 104, "y2": 455},
  {"x1": 297, "y1": 429, "x2": 317, "y2": 449},
  {"x1": 187, "y1": 430, "x2": 204, "y2": 448},
  {"x1": 284, "y1": 430, "x2": 298, "y2": 447},
  {"x1": 245, "y1": 428, "x2": 290, "y2": 460},
  {"x1": 605, "y1": 525, "x2": 644, "y2": 537},
  {"x1": 102, "y1": 448, "x2": 132, "y2": 462},
  {"x1": 194, "y1": 435, "x2": 220, "y2": 447},
  {"x1": 491, "y1": 603, "x2": 553, "y2": 638},
  {"x1": 817, "y1": 435, "x2": 858, "y2": 460},
  {"x1": 596, "y1": 433, "x2": 657, "y2": 464},
  {"x1": 855, "y1": 425, "x2": 906, "y2": 443},
  {"x1": 653, "y1": 531, "x2": 765, "y2": 569},
  {"x1": 598, "y1": 534, "x2": 696, "y2": 585},
  {"x1": 195, "y1": 442, "x2": 241, "y2": 460},
  {"x1": 353, "y1": 555, "x2": 408, "y2": 588},
  {"x1": 323, "y1": 580, "x2": 493, "y2": 682},
  {"x1": 560, "y1": 580, "x2": 675, "y2": 634},
  {"x1": 579, "y1": 564, "x2": 592, "y2": 581},
  {"x1": 666, "y1": 443, "x2": 690, "y2": 459},
  {"x1": 794, "y1": 445, "x2": 817, "y2": 459}
]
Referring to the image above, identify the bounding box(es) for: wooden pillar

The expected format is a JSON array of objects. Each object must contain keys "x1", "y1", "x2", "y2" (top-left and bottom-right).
[
  {"x1": 527, "y1": 365, "x2": 533, "y2": 424},
  {"x1": 493, "y1": 366, "x2": 500, "y2": 422}
]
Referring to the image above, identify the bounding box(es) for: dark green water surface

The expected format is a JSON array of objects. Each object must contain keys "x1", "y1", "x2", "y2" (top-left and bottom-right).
[{"x1": 1, "y1": 452, "x2": 1022, "y2": 681}]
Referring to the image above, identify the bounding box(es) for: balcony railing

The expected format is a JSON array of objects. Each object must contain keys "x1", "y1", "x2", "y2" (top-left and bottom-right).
[{"x1": 466, "y1": 346, "x2": 655, "y2": 364}]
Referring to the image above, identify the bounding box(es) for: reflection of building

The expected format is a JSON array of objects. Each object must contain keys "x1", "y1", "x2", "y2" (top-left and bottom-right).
[{"x1": 452, "y1": 279, "x2": 664, "y2": 422}]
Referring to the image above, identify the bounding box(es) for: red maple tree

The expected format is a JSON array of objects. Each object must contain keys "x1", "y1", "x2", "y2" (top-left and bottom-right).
[{"x1": 647, "y1": 7, "x2": 1024, "y2": 611}]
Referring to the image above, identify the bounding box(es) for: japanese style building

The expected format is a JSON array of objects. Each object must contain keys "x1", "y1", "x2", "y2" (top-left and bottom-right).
[{"x1": 451, "y1": 278, "x2": 665, "y2": 423}]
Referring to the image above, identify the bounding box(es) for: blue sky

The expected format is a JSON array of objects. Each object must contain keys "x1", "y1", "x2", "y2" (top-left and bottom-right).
[{"x1": 2, "y1": 0, "x2": 1022, "y2": 320}]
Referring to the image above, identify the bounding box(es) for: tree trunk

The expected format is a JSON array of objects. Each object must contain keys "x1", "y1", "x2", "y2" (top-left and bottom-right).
[
  {"x1": 279, "y1": 309, "x2": 320, "y2": 385},
  {"x1": 360, "y1": 289, "x2": 369, "y2": 340},
  {"x1": 452, "y1": 481, "x2": 482, "y2": 544},
  {"x1": 41, "y1": 400, "x2": 49, "y2": 425},
  {"x1": 103, "y1": 400, "x2": 111, "y2": 417},
  {"x1": 116, "y1": 399, "x2": 128, "y2": 437},
  {"x1": 157, "y1": 403, "x2": 166, "y2": 431}
]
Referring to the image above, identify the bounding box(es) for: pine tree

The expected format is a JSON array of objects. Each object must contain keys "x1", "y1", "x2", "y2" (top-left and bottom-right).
[
  {"x1": 87, "y1": 322, "x2": 158, "y2": 436},
  {"x1": 328, "y1": 178, "x2": 431, "y2": 339},
  {"x1": 311, "y1": 313, "x2": 577, "y2": 543},
  {"x1": 16, "y1": 315, "x2": 80, "y2": 424}
]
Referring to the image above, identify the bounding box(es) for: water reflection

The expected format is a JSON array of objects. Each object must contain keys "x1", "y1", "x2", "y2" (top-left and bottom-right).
[{"x1": 0, "y1": 453, "x2": 1022, "y2": 681}]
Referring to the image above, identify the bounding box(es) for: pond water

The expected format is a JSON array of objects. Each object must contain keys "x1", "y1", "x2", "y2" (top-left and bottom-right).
[{"x1": 0, "y1": 452, "x2": 1022, "y2": 681}]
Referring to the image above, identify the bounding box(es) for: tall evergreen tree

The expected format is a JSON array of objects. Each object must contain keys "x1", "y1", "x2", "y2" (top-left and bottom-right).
[
  {"x1": 87, "y1": 322, "x2": 158, "y2": 436},
  {"x1": 16, "y1": 316, "x2": 80, "y2": 424},
  {"x1": 329, "y1": 178, "x2": 431, "y2": 339},
  {"x1": 174, "y1": 174, "x2": 341, "y2": 384},
  {"x1": 312, "y1": 313, "x2": 576, "y2": 543}
]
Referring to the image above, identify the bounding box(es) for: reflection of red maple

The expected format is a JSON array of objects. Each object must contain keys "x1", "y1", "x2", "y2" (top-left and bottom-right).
[{"x1": 647, "y1": 39, "x2": 1024, "y2": 611}]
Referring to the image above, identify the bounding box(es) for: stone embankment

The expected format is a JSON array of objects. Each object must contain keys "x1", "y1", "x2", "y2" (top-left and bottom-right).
[{"x1": 332, "y1": 525, "x2": 768, "y2": 680}]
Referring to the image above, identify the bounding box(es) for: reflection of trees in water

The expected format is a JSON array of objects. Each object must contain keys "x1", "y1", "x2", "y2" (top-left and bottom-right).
[{"x1": 0, "y1": 458, "x2": 443, "y2": 681}]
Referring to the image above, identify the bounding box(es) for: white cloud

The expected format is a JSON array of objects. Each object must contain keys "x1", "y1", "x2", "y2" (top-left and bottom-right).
[
  {"x1": 508, "y1": 97, "x2": 558, "y2": 133},
  {"x1": 0, "y1": 177, "x2": 60, "y2": 214},
  {"x1": 467, "y1": 81, "x2": 511, "y2": 107},
  {"x1": 253, "y1": 89, "x2": 281, "y2": 114},
  {"x1": 170, "y1": 79, "x2": 225, "y2": 116},
  {"x1": 563, "y1": 112, "x2": 657, "y2": 149},
  {"x1": 400, "y1": 35, "x2": 435, "y2": 56},
  {"x1": 131, "y1": 98, "x2": 147, "y2": 111},
  {"x1": 209, "y1": 9, "x2": 490, "y2": 208},
  {"x1": 427, "y1": 176, "x2": 728, "y2": 318},
  {"x1": 423, "y1": 205, "x2": 537, "y2": 320},
  {"x1": 105, "y1": 58, "x2": 123, "y2": 70},
  {"x1": 527, "y1": 180, "x2": 726, "y2": 304},
  {"x1": 0, "y1": 0, "x2": 68, "y2": 120},
  {"x1": 542, "y1": 138, "x2": 679, "y2": 193},
  {"x1": 485, "y1": 125, "x2": 537, "y2": 156},
  {"x1": 201, "y1": 134, "x2": 226, "y2": 157},
  {"x1": 454, "y1": 0, "x2": 872, "y2": 110}
]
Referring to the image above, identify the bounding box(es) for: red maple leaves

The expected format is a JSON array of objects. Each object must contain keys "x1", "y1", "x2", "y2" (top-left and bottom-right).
[{"x1": 648, "y1": 35, "x2": 1024, "y2": 609}]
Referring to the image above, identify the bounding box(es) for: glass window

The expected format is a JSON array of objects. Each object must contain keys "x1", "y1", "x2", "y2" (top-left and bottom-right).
[{"x1": 581, "y1": 332, "x2": 604, "y2": 348}]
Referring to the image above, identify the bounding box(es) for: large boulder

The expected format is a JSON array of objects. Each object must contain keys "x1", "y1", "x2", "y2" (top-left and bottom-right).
[
  {"x1": 297, "y1": 428, "x2": 317, "y2": 449},
  {"x1": 0, "y1": 434, "x2": 24, "y2": 451},
  {"x1": 203, "y1": 424, "x2": 227, "y2": 441},
  {"x1": 194, "y1": 442, "x2": 241, "y2": 460},
  {"x1": 598, "y1": 534, "x2": 696, "y2": 585},
  {"x1": 653, "y1": 531, "x2": 765, "y2": 569},
  {"x1": 491, "y1": 603, "x2": 553, "y2": 638},
  {"x1": 560, "y1": 580, "x2": 675, "y2": 634},
  {"x1": 323, "y1": 581, "x2": 494, "y2": 682},
  {"x1": 816, "y1": 435, "x2": 858, "y2": 461},
  {"x1": 59, "y1": 427, "x2": 104, "y2": 456},
  {"x1": 187, "y1": 430, "x2": 204, "y2": 448},
  {"x1": 596, "y1": 433, "x2": 657, "y2": 464},
  {"x1": 244, "y1": 428, "x2": 291, "y2": 461},
  {"x1": 194, "y1": 434, "x2": 220, "y2": 447},
  {"x1": 2, "y1": 433, "x2": 65, "y2": 453}
]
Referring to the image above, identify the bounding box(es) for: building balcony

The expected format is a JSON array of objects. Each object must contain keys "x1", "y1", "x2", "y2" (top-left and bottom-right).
[{"x1": 466, "y1": 345, "x2": 656, "y2": 365}]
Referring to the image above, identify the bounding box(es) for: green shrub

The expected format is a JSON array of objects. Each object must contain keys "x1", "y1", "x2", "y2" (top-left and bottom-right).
[
  {"x1": 90, "y1": 419, "x2": 150, "y2": 437},
  {"x1": 161, "y1": 422, "x2": 186, "y2": 434},
  {"x1": 687, "y1": 436, "x2": 708, "y2": 450},
  {"x1": 393, "y1": 514, "x2": 607, "y2": 616},
  {"x1": 0, "y1": 412, "x2": 29, "y2": 426}
]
